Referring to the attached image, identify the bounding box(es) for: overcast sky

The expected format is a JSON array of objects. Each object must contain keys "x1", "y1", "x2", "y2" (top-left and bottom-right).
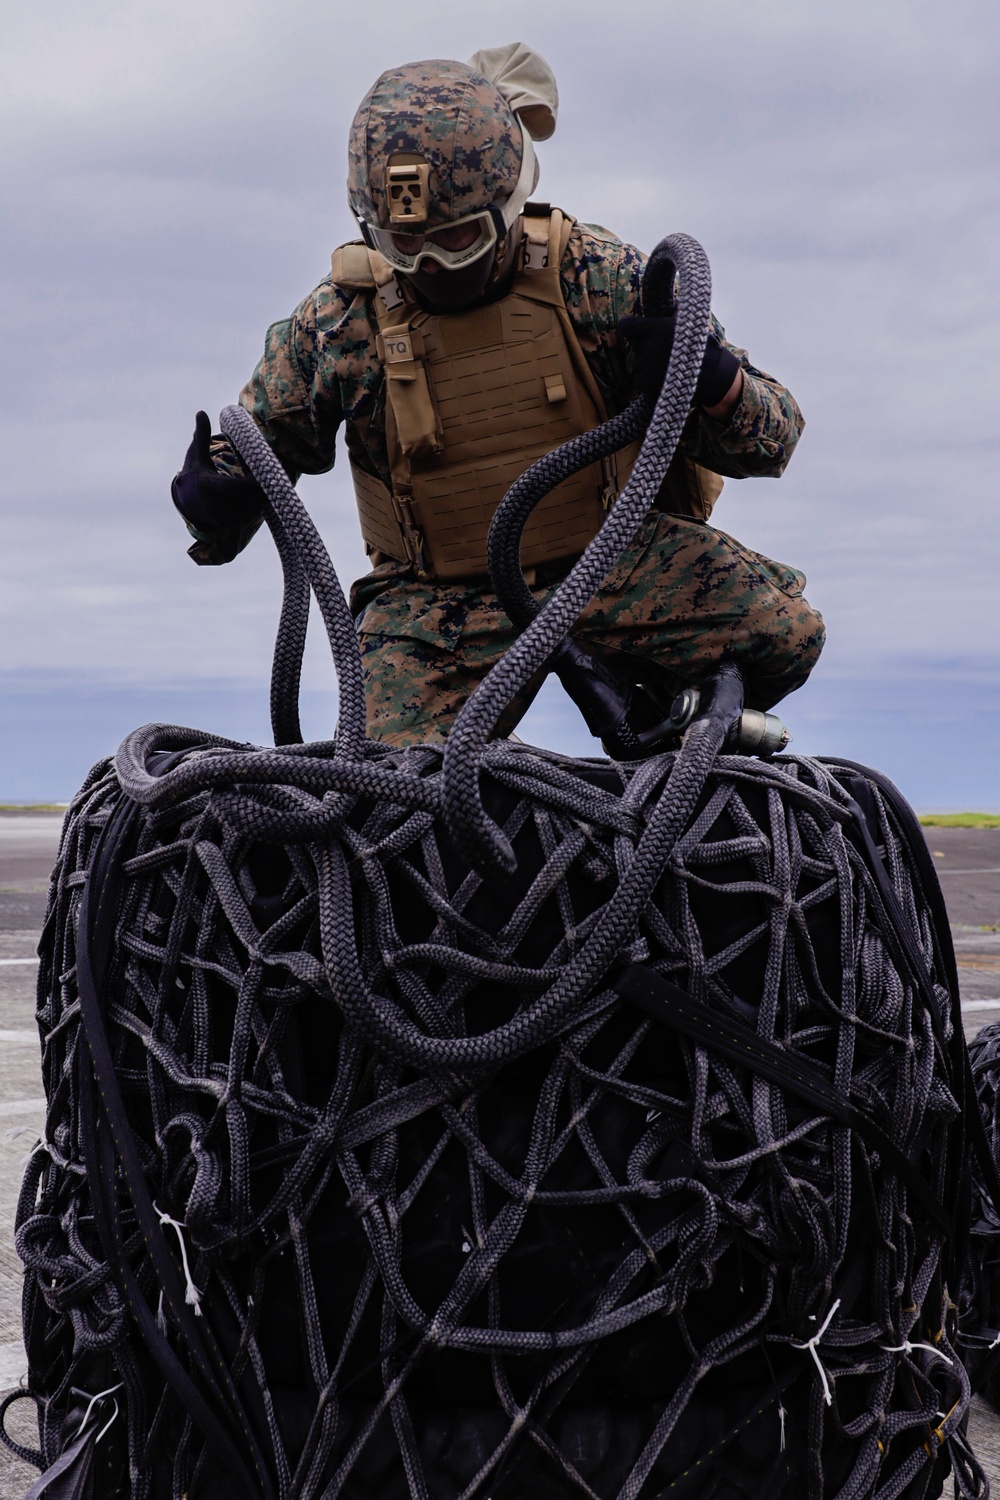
[{"x1": 2, "y1": 0, "x2": 998, "y2": 800}]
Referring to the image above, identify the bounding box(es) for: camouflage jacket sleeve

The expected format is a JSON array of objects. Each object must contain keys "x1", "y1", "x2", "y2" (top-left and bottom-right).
[
  {"x1": 562, "y1": 223, "x2": 804, "y2": 480},
  {"x1": 227, "y1": 277, "x2": 388, "y2": 481}
]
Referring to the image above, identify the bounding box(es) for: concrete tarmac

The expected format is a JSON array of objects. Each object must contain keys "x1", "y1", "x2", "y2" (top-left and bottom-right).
[
  {"x1": 1, "y1": 810, "x2": 999, "y2": 1494},
  {"x1": 0, "y1": 815, "x2": 59, "y2": 1496}
]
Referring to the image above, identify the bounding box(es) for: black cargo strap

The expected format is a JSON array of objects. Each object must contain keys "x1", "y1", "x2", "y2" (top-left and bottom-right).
[
  {"x1": 75, "y1": 792, "x2": 276, "y2": 1500},
  {"x1": 614, "y1": 964, "x2": 952, "y2": 1237}
]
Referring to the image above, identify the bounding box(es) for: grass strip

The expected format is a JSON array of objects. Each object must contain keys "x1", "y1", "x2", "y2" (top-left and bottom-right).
[
  {"x1": 919, "y1": 813, "x2": 1000, "y2": 829},
  {"x1": 0, "y1": 804, "x2": 68, "y2": 814}
]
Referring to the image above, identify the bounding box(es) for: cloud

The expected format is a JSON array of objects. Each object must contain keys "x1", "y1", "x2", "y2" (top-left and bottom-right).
[{"x1": 2, "y1": 0, "x2": 999, "y2": 801}]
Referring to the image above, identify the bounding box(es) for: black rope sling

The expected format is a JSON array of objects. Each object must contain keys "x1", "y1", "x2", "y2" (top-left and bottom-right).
[{"x1": 7, "y1": 235, "x2": 991, "y2": 1500}]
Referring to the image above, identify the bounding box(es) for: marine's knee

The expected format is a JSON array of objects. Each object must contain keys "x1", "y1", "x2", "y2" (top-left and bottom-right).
[
  {"x1": 744, "y1": 600, "x2": 825, "y2": 709},
  {"x1": 787, "y1": 598, "x2": 826, "y2": 676}
]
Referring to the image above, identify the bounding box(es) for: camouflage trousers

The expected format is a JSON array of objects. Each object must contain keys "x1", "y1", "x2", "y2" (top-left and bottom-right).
[{"x1": 352, "y1": 512, "x2": 825, "y2": 747}]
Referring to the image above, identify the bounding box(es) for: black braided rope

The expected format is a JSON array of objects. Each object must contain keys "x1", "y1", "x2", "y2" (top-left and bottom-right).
[
  {"x1": 267, "y1": 502, "x2": 310, "y2": 747},
  {"x1": 0, "y1": 1391, "x2": 44, "y2": 1469},
  {"x1": 12, "y1": 233, "x2": 985, "y2": 1499},
  {"x1": 219, "y1": 404, "x2": 367, "y2": 760}
]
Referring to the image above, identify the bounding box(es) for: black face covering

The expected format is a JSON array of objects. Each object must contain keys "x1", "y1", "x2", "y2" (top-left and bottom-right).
[{"x1": 405, "y1": 251, "x2": 498, "y2": 312}]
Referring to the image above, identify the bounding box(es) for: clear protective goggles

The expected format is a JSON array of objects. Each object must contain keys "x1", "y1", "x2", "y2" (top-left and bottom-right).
[
  {"x1": 355, "y1": 127, "x2": 536, "y2": 276},
  {"x1": 362, "y1": 209, "x2": 501, "y2": 274}
]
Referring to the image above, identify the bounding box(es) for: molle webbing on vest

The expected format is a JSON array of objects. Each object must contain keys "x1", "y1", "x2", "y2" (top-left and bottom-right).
[
  {"x1": 337, "y1": 213, "x2": 721, "y2": 579},
  {"x1": 351, "y1": 464, "x2": 421, "y2": 563}
]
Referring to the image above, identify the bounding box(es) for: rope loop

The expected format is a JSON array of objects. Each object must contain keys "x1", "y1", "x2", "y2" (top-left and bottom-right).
[{"x1": 219, "y1": 402, "x2": 367, "y2": 759}]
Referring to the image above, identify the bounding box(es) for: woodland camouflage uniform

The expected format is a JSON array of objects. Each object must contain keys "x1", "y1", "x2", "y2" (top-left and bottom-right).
[{"x1": 208, "y1": 59, "x2": 824, "y2": 745}]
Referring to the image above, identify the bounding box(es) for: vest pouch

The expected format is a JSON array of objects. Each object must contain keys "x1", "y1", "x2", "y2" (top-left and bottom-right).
[{"x1": 376, "y1": 324, "x2": 443, "y2": 460}]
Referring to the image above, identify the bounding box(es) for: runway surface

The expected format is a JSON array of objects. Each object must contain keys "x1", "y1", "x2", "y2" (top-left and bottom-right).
[{"x1": 1, "y1": 809, "x2": 998, "y2": 1493}]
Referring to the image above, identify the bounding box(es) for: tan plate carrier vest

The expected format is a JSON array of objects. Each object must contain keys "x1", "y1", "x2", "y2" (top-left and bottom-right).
[{"x1": 332, "y1": 207, "x2": 722, "y2": 582}]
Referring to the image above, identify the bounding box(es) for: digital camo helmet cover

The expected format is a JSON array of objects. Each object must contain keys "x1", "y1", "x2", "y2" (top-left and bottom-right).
[{"x1": 348, "y1": 58, "x2": 535, "y2": 233}]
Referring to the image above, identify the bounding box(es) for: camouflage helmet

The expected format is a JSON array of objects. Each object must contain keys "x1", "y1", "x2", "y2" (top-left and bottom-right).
[{"x1": 348, "y1": 58, "x2": 538, "y2": 273}]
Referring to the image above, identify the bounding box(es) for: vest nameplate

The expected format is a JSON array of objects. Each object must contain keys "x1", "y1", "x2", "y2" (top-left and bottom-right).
[{"x1": 382, "y1": 330, "x2": 415, "y2": 363}]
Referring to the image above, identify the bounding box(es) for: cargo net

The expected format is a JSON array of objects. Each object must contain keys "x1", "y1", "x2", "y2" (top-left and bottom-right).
[{"x1": 15, "y1": 736, "x2": 979, "y2": 1500}]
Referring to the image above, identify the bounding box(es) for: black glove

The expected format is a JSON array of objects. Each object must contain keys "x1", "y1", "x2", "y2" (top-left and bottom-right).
[
  {"x1": 171, "y1": 411, "x2": 266, "y2": 566},
  {"x1": 619, "y1": 316, "x2": 743, "y2": 411}
]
